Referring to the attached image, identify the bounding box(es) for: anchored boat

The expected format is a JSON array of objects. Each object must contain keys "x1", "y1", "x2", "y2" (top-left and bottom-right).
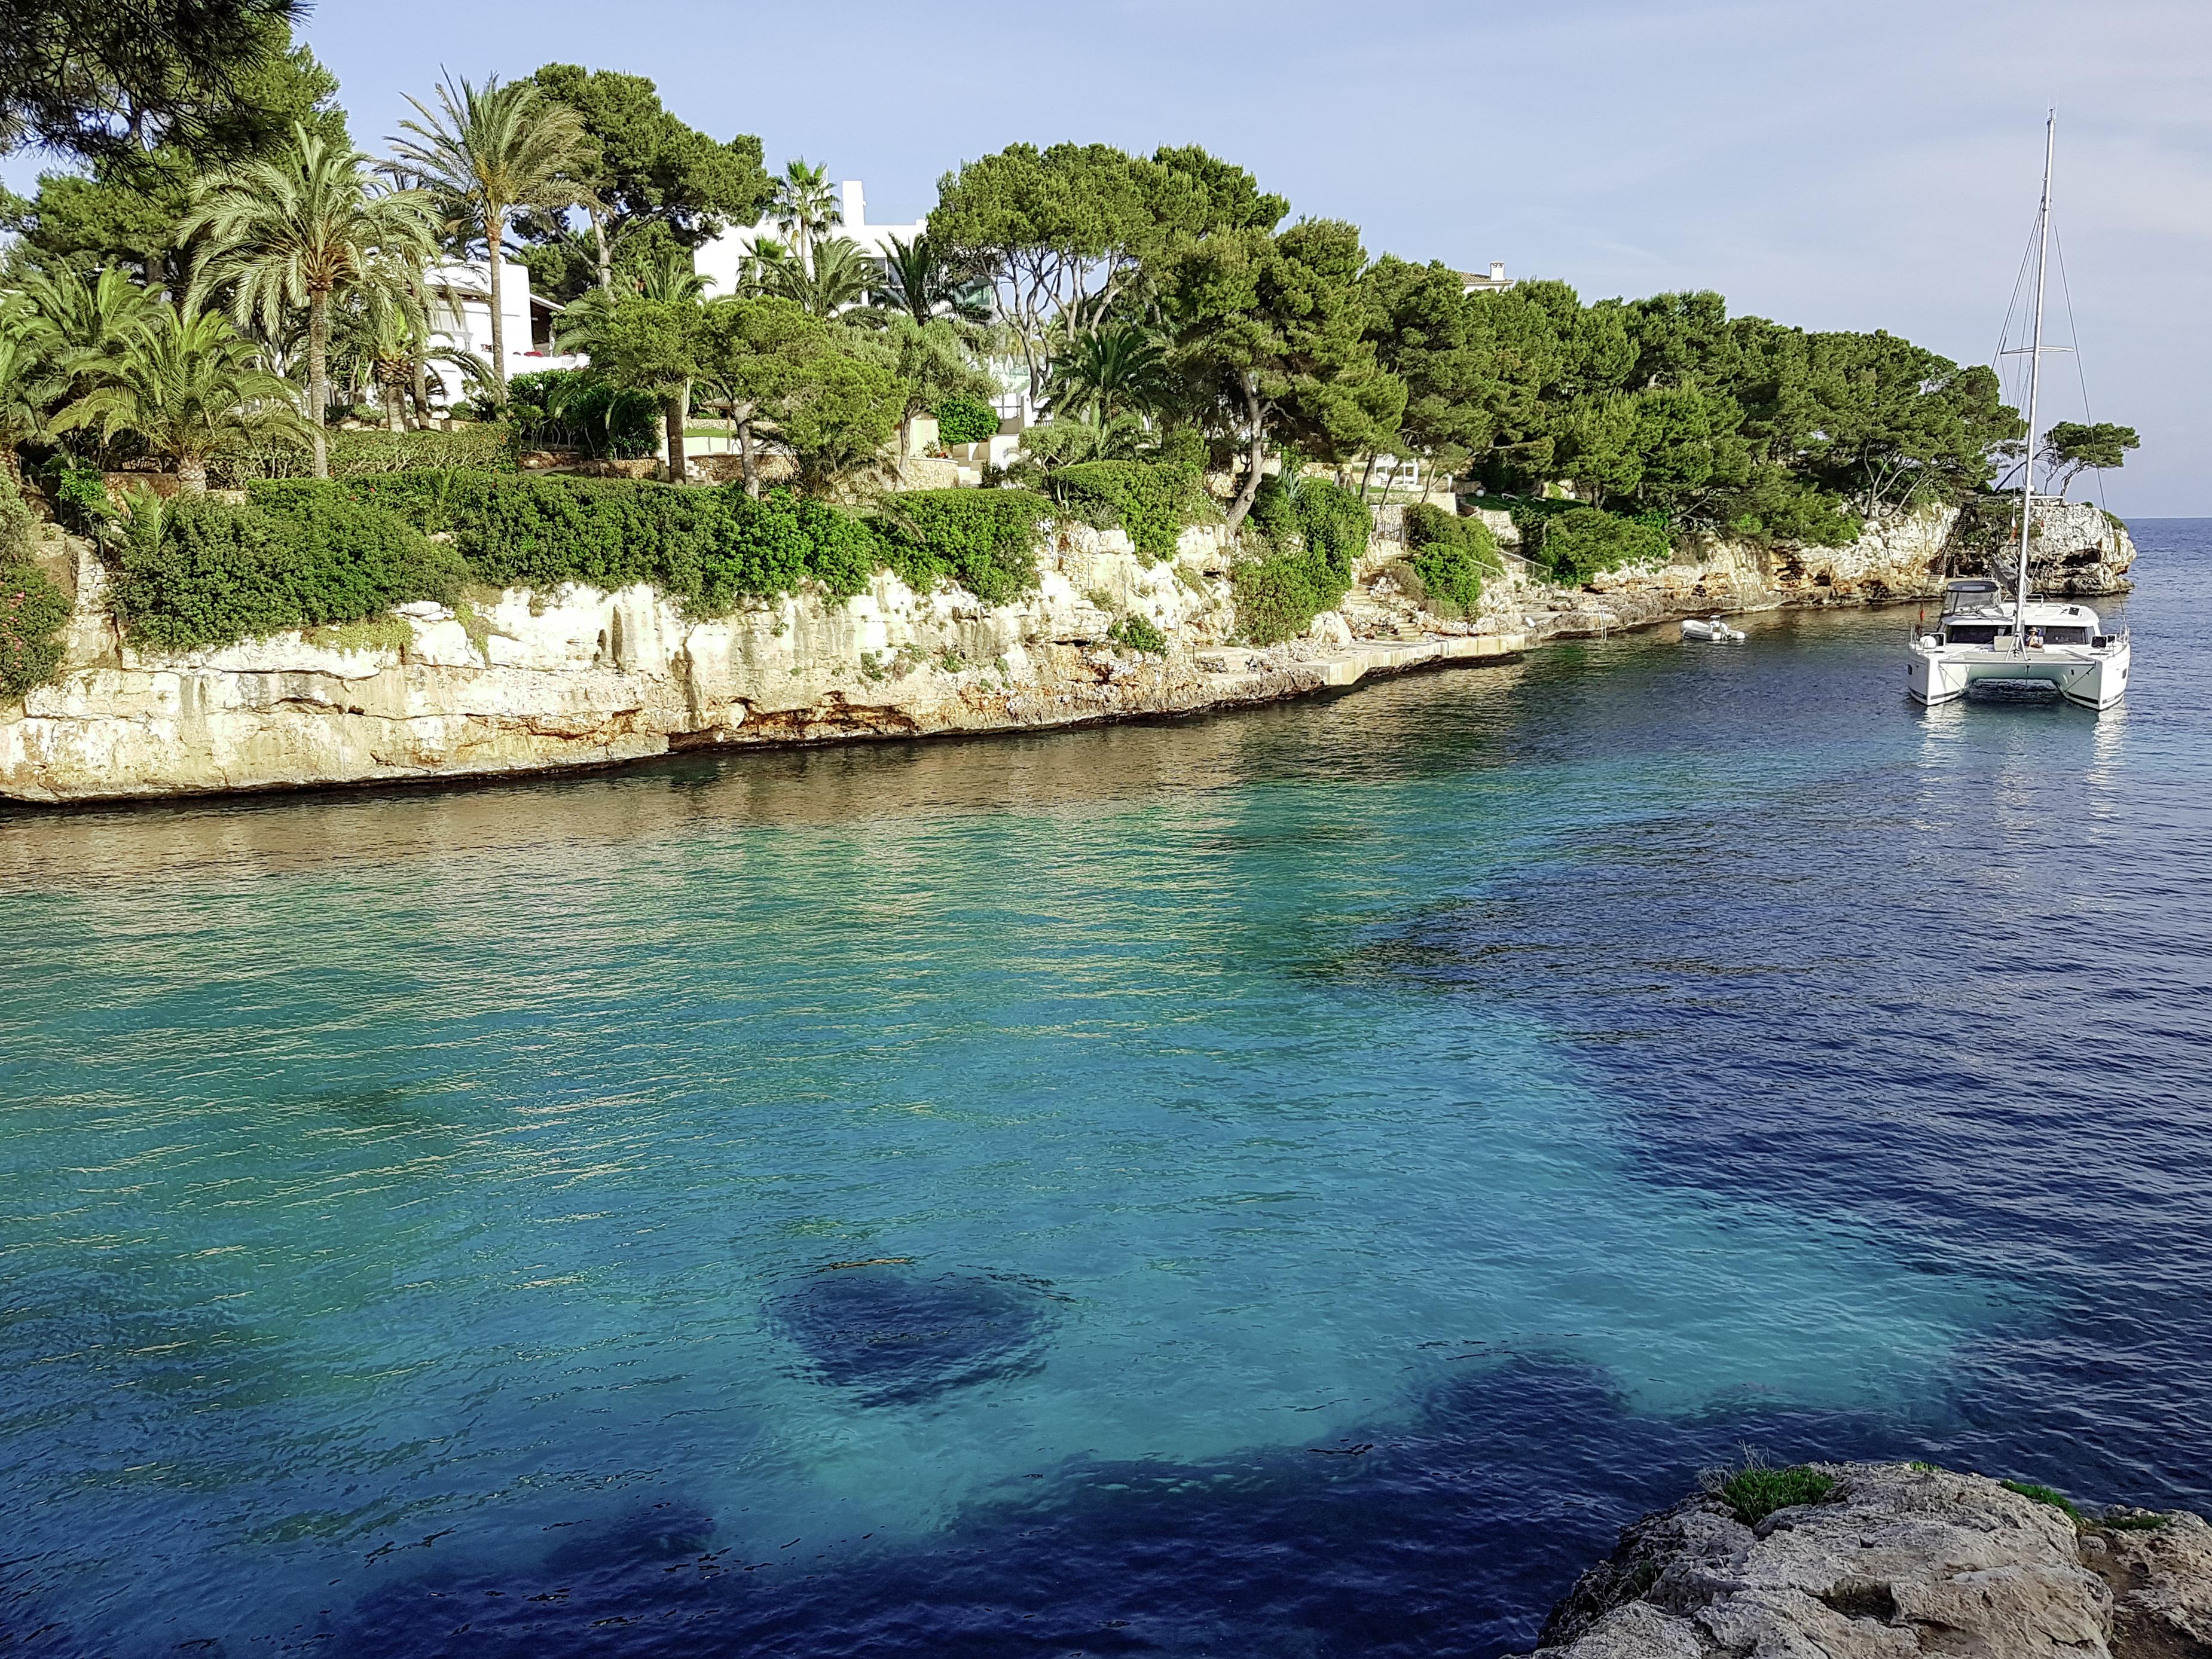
[
  {"x1": 1909, "y1": 579, "x2": 2129, "y2": 708},
  {"x1": 1681, "y1": 616, "x2": 1746, "y2": 643},
  {"x1": 1908, "y1": 114, "x2": 2132, "y2": 713}
]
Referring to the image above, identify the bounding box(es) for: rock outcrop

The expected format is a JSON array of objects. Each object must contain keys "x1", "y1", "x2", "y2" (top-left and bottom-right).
[
  {"x1": 0, "y1": 522, "x2": 1523, "y2": 804},
  {"x1": 0, "y1": 497, "x2": 2138, "y2": 806},
  {"x1": 1512, "y1": 1462, "x2": 2210, "y2": 1659}
]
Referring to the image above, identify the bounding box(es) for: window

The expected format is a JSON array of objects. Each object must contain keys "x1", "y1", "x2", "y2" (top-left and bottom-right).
[{"x1": 1945, "y1": 624, "x2": 2008, "y2": 644}]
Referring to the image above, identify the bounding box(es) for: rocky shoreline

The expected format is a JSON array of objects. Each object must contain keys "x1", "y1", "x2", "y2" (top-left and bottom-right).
[
  {"x1": 0, "y1": 497, "x2": 2135, "y2": 806},
  {"x1": 1511, "y1": 1462, "x2": 2209, "y2": 1659}
]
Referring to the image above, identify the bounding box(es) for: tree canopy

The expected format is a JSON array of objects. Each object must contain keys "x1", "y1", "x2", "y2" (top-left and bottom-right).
[{"x1": 514, "y1": 65, "x2": 771, "y2": 301}]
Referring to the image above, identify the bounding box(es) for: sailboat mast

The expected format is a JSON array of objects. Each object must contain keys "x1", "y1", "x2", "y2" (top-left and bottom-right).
[{"x1": 2017, "y1": 111, "x2": 2055, "y2": 646}]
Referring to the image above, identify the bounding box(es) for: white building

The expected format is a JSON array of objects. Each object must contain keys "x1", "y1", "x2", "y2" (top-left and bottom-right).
[
  {"x1": 693, "y1": 180, "x2": 927, "y2": 300},
  {"x1": 1461, "y1": 261, "x2": 1516, "y2": 294},
  {"x1": 422, "y1": 259, "x2": 583, "y2": 405}
]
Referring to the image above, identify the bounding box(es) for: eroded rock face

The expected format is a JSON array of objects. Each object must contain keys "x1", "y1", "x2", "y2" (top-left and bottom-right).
[
  {"x1": 1513, "y1": 1463, "x2": 2210, "y2": 1659},
  {"x1": 0, "y1": 500, "x2": 2139, "y2": 805},
  {"x1": 0, "y1": 521, "x2": 1524, "y2": 803}
]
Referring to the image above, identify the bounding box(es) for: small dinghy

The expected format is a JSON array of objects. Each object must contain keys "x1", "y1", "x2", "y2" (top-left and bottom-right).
[{"x1": 1681, "y1": 616, "x2": 1745, "y2": 643}]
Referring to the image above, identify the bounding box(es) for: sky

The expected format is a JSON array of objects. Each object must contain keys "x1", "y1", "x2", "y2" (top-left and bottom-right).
[{"x1": 14, "y1": 0, "x2": 2211, "y2": 513}]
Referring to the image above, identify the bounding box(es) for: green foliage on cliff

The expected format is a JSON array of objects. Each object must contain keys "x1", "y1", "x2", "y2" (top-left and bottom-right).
[
  {"x1": 1045, "y1": 459, "x2": 1212, "y2": 564},
  {"x1": 212, "y1": 424, "x2": 520, "y2": 486},
  {"x1": 112, "y1": 493, "x2": 465, "y2": 653},
  {"x1": 1712, "y1": 1463, "x2": 1837, "y2": 1526},
  {"x1": 1516, "y1": 505, "x2": 1672, "y2": 583},
  {"x1": 1229, "y1": 474, "x2": 1369, "y2": 645},
  {"x1": 862, "y1": 488, "x2": 1049, "y2": 606},
  {"x1": 1403, "y1": 502, "x2": 1495, "y2": 615},
  {"x1": 1, "y1": 476, "x2": 72, "y2": 701},
  {"x1": 249, "y1": 472, "x2": 882, "y2": 613},
  {"x1": 2001, "y1": 1481, "x2": 2086, "y2": 1523}
]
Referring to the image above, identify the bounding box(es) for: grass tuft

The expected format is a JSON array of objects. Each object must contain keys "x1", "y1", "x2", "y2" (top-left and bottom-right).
[
  {"x1": 1702, "y1": 1452, "x2": 1837, "y2": 1525},
  {"x1": 2000, "y1": 1480, "x2": 2085, "y2": 1522}
]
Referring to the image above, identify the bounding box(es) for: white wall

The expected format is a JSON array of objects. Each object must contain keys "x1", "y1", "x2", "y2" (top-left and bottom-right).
[
  {"x1": 423, "y1": 259, "x2": 583, "y2": 405},
  {"x1": 693, "y1": 179, "x2": 927, "y2": 300}
]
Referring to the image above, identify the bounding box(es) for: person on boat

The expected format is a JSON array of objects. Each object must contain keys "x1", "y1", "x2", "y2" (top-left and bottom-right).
[{"x1": 2027, "y1": 627, "x2": 2045, "y2": 650}]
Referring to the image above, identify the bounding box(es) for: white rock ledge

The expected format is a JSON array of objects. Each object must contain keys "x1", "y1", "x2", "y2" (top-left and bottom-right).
[{"x1": 1512, "y1": 1461, "x2": 2211, "y2": 1659}]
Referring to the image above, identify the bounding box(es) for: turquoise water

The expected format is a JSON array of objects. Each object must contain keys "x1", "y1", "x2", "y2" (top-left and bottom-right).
[{"x1": 5, "y1": 526, "x2": 2210, "y2": 1655}]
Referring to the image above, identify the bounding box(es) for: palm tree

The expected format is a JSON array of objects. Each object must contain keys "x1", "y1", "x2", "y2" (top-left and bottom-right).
[
  {"x1": 0, "y1": 332, "x2": 62, "y2": 485},
  {"x1": 183, "y1": 123, "x2": 439, "y2": 478},
  {"x1": 1044, "y1": 323, "x2": 1171, "y2": 425},
  {"x1": 769, "y1": 159, "x2": 839, "y2": 277},
  {"x1": 759, "y1": 236, "x2": 874, "y2": 317},
  {"x1": 386, "y1": 75, "x2": 589, "y2": 402},
  {"x1": 332, "y1": 271, "x2": 435, "y2": 431},
  {"x1": 876, "y1": 234, "x2": 989, "y2": 326},
  {"x1": 51, "y1": 303, "x2": 304, "y2": 493},
  {"x1": 13, "y1": 266, "x2": 167, "y2": 398}
]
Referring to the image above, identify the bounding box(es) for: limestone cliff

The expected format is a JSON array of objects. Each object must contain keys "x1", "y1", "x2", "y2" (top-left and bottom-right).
[
  {"x1": 0, "y1": 522, "x2": 1523, "y2": 805},
  {"x1": 0, "y1": 498, "x2": 2138, "y2": 806},
  {"x1": 1510, "y1": 1462, "x2": 2209, "y2": 1659}
]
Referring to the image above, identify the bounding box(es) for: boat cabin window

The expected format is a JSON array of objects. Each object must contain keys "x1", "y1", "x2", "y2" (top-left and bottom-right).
[
  {"x1": 1943, "y1": 582, "x2": 2001, "y2": 614},
  {"x1": 2040, "y1": 625, "x2": 2092, "y2": 644},
  {"x1": 1945, "y1": 623, "x2": 2009, "y2": 644}
]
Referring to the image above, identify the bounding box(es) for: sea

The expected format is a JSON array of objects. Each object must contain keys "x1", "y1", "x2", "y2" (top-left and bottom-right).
[{"x1": 2, "y1": 521, "x2": 2207, "y2": 1658}]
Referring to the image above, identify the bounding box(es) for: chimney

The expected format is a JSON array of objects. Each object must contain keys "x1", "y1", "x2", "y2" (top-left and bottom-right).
[
  {"x1": 841, "y1": 180, "x2": 865, "y2": 232},
  {"x1": 1490, "y1": 261, "x2": 1506, "y2": 282}
]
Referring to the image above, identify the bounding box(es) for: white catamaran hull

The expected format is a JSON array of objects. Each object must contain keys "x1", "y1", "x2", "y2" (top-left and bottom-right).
[{"x1": 1908, "y1": 640, "x2": 2131, "y2": 710}]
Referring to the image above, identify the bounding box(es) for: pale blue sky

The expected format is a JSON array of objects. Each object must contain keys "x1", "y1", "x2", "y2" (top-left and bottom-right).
[{"x1": 16, "y1": 0, "x2": 2210, "y2": 512}]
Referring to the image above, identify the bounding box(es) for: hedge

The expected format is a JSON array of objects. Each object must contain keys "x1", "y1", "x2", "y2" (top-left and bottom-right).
[
  {"x1": 1, "y1": 475, "x2": 71, "y2": 700},
  {"x1": 934, "y1": 395, "x2": 1000, "y2": 447},
  {"x1": 249, "y1": 473, "x2": 881, "y2": 614},
  {"x1": 210, "y1": 423, "x2": 519, "y2": 485},
  {"x1": 1403, "y1": 502, "x2": 1496, "y2": 616},
  {"x1": 115, "y1": 470, "x2": 1059, "y2": 656},
  {"x1": 1535, "y1": 507, "x2": 1672, "y2": 583},
  {"x1": 1046, "y1": 459, "x2": 1212, "y2": 563},
  {"x1": 112, "y1": 493, "x2": 466, "y2": 653},
  {"x1": 864, "y1": 488, "x2": 1049, "y2": 606}
]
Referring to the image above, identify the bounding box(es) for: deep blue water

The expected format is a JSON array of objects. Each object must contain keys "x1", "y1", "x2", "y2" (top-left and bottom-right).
[{"x1": 3, "y1": 523, "x2": 2208, "y2": 1658}]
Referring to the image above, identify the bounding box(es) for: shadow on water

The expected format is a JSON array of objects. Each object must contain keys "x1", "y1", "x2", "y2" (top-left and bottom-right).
[
  {"x1": 322, "y1": 1361, "x2": 1932, "y2": 1659},
  {"x1": 768, "y1": 1264, "x2": 1064, "y2": 1406}
]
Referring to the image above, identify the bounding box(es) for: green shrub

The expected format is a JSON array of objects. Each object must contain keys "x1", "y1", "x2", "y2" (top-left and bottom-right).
[
  {"x1": 934, "y1": 395, "x2": 1000, "y2": 447},
  {"x1": 1047, "y1": 459, "x2": 1212, "y2": 563},
  {"x1": 1533, "y1": 506, "x2": 1671, "y2": 583},
  {"x1": 1232, "y1": 544, "x2": 1346, "y2": 645},
  {"x1": 111, "y1": 494, "x2": 466, "y2": 653},
  {"x1": 1712, "y1": 1464, "x2": 1837, "y2": 1526},
  {"x1": 1, "y1": 474, "x2": 72, "y2": 701},
  {"x1": 2001, "y1": 1481, "x2": 2085, "y2": 1523},
  {"x1": 866, "y1": 488, "x2": 1049, "y2": 607},
  {"x1": 1107, "y1": 612, "x2": 1167, "y2": 654},
  {"x1": 1247, "y1": 473, "x2": 1368, "y2": 578},
  {"x1": 212, "y1": 423, "x2": 519, "y2": 485},
  {"x1": 506, "y1": 369, "x2": 659, "y2": 459},
  {"x1": 43, "y1": 460, "x2": 111, "y2": 535},
  {"x1": 1403, "y1": 502, "x2": 1497, "y2": 615}
]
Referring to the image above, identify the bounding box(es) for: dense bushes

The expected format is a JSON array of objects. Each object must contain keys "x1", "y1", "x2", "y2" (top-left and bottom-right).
[
  {"x1": 1402, "y1": 502, "x2": 1496, "y2": 616},
  {"x1": 112, "y1": 493, "x2": 466, "y2": 653},
  {"x1": 864, "y1": 488, "x2": 1049, "y2": 606},
  {"x1": 212, "y1": 423, "x2": 520, "y2": 485},
  {"x1": 1534, "y1": 506, "x2": 1672, "y2": 583},
  {"x1": 506, "y1": 370, "x2": 659, "y2": 460},
  {"x1": 934, "y1": 395, "x2": 1000, "y2": 447},
  {"x1": 249, "y1": 473, "x2": 884, "y2": 613},
  {"x1": 1, "y1": 475, "x2": 71, "y2": 700},
  {"x1": 1226, "y1": 473, "x2": 1370, "y2": 645},
  {"x1": 1046, "y1": 459, "x2": 1212, "y2": 563}
]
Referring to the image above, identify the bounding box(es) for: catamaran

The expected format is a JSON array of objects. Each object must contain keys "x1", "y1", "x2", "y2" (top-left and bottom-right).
[{"x1": 1908, "y1": 114, "x2": 2131, "y2": 711}]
